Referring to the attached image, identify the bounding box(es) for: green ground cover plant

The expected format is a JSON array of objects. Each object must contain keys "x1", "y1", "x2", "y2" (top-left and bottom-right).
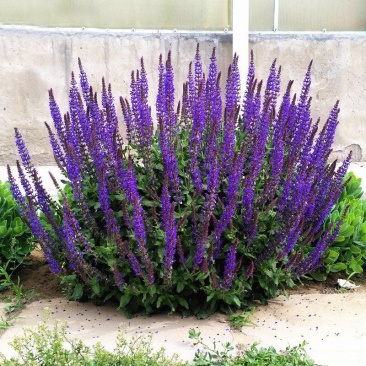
[
  {"x1": 0, "y1": 314, "x2": 314, "y2": 366},
  {"x1": 0, "y1": 180, "x2": 33, "y2": 290},
  {"x1": 9, "y1": 45, "x2": 350, "y2": 316},
  {"x1": 227, "y1": 308, "x2": 257, "y2": 330},
  {"x1": 310, "y1": 172, "x2": 366, "y2": 281},
  {"x1": 189, "y1": 328, "x2": 314, "y2": 366}
]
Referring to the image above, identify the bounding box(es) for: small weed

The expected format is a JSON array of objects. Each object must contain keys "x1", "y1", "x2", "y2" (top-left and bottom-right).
[
  {"x1": 227, "y1": 308, "x2": 258, "y2": 330},
  {"x1": 0, "y1": 316, "x2": 12, "y2": 329},
  {"x1": 0, "y1": 260, "x2": 39, "y2": 333},
  {"x1": 0, "y1": 314, "x2": 24, "y2": 330},
  {"x1": 189, "y1": 328, "x2": 234, "y2": 365},
  {"x1": 1, "y1": 259, "x2": 39, "y2": 307}
]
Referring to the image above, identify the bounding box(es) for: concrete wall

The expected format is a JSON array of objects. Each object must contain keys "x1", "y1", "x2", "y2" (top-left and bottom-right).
[
  {"x1": 0, "y1": 25, "x2": 365, "y2": 167},
  {"x1": 250, "y1": 33, "x2": 366, "y2": 162},
  {"x1": 0, "y1": 26, "x2": 232, "y2": 165}
]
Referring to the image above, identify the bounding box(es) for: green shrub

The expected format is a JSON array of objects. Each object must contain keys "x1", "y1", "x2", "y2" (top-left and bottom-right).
[
  {"x1": 311, "y1": 172, "x2": 366, "y2": 280},
  {"x1": 0, "y1": 180, "x2": 33, "y2": 288},
  {"x1": 189, "y1": 328, "x2": 314, "y2": 366},
  {"x1": 232, "y1": 342, "x2": 314, "y2": 366},
  {"x1": 0, "y1": 314, "x2": 187, "y2": 366}
]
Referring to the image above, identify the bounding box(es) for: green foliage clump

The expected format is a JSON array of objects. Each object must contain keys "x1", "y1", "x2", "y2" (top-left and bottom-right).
[
  {"x1": 311, "y1": 172, "x2": 366, "y2": 280},
  {"x1": 227, "y1": 308, "x2": 257, "y2": 330},
  {"x1": 0, "y1": 314, "x2": 314, "y2": 366},
  {"x1": 59, "y1": 130, "x2": 297, "y2": 318},
  {"x1": 189, "y1": 328, "x2": 314, "y2": 366},
  {"x1": 0, "y1": 180, "x2": 33, "y2": 287},
  {"x1": 0, "y1": 314, "x2": 188, "y2": 366},
  {"x1": 233, "y1": 342, "x2": 314, "y2": 366}
]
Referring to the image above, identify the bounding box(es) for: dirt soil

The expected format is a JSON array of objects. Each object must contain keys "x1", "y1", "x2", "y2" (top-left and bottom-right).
[
  {"x1": 0, "y1": 250, "x2": 63, "y2": 302},
  {"x1": 287, "y1": 271, "x2": 366, "y2": 295}
]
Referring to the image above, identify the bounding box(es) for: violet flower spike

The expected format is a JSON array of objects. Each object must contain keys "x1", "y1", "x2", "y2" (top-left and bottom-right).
[{"x1": 222, "y1": 239, "x2": 239, "y2": 289}]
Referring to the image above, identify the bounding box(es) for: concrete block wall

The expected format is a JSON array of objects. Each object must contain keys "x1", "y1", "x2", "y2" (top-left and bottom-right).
[
  {"x1": 0, "y1": 26, "x2": 232, "y2": 166},
  {"x1": 250, "y1": 32, "x2": 366, "y2": 162},
  {"x1": 0, "y1": 25, "x2": 365, "y2": 168}
]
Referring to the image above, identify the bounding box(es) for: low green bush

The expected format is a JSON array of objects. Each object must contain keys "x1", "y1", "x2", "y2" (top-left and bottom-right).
[
  {"x1": 0, "y1": 316, "x2": 187, "y2": 366},
  {"x1": 0, "y1": 180, "x2": 33, "y2": 289},
  {"x1": 0, "y1": 314, "x2": 314, "y2": 366},
  {"x1": 310, "y1": 172, "x2": 366, "y2": 281}
]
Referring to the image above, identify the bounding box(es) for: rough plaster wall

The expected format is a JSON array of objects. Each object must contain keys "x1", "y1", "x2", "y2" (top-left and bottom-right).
[
  {"x1": 0, "y1": 27, "x2": 365, "y2": 167},
  {"x1": 0, "y1": 26, "x2": 232, "y2": 165},
  {"x1": 250, "y1": 33, "x2": 366, "y2": 161}
]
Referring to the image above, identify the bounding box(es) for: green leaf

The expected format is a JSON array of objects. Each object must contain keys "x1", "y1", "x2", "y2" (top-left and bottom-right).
[
  {"x1": 0, "y1": 226, "x2": 7, "y2": 238},
  {"x1": 91, "y1": 281, "x2": 101, "y2": 296},
  {"x1": 104, "y1": 293, "x2": 114, "y2": 301},
  {"x1": 232, "y1": 296, "x2": 241, "y2": 307},
  {"x1": 360, "y1": 222, "x2": 366, "y2": 234},
  {"x1": 310, "y1": 270, "x2": 327, "y2": 281},
  {"x1": 141, "y1": 199, "x2": 156, "y2": 207},
  {"x1": 119, "y1": 294, "x2": 132, "y2": 308},
  {"x1": 11, "y1": 217, "x2": 23, "y2": 229},
  {"x1": 176, "y1": 282, "x2": 184, "y2": 293},
  {"x1": 324, "y1": 249, "x2": 339, "y2": 264},
  {"x1": 13, "y1": 226, "x2": 24, "y2": 236},
  {"x1": 264, "y1": 269, "x2": 273, "y2": 279},
  {"x1": 71, "y1": 283, "x2": 84, "y2": 300},
  {"x1": 359, "y1": 234, "x2": 366, "y2": 242},
  {"x1": 206, "y1": 292, "x2": 215, "y2": 302},
  {"x1": 335, "y1": 235, "x2": 345, "y2": 243},
  {"x1": 353, "y1": 241, "x2": 366, "y2": 247},
  {"x1": 351, "y1": 216, "x2": 362, "y2": 227},
  {"x1": 339, "y1": 224, "x2": 354, "y2": 238},
  {"x1": 330, "y1": 263, "x2": 347, "y2": 272},
  {"x1": 258, "y1": 276, "x2": 267, "y2": 290},
  {"x1": 177, "y1": 297, "x2": 189, "y2": 309},
  {"x1": 349, "y1": 256, "x2": 363, "y2": 270},
  {"x1": 349, "y1": 263, "x2": 363, "y2": 274},
  {"x1": 344, "y1": 250, "x2": 353, "y2": 261},
  {"x1": 350, "y1": 244, "x2": 362, "y2": 255}
]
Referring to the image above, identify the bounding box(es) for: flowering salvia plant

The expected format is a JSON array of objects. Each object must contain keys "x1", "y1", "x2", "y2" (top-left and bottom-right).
[{"x1": 9, "y1": 45, "x2": 350, "y2": 317}]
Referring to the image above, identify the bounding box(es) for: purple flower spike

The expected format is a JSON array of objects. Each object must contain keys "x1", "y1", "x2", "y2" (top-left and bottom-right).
[
  {"x1": 161, "y1": 173, "x2": 178, "y2": 285},
  {"x1": 222, "y1": 239, "x2": 239, "y2": 289},
  {"x1": 113, "y1": 264, "x2": 125, "y2": 289}
]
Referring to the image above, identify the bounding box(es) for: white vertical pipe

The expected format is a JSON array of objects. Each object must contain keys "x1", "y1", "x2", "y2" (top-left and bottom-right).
[
  {"x1": 274, "y1": 0, "x2": 279, "y2": 31},
  {"x1": 233, "y1": 0, "x2": 249, "y2": 98}
]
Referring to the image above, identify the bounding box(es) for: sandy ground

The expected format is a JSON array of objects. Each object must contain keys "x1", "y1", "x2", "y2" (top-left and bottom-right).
[{"x1": 0, "y1": 257, "x2": 365, "y2": 366}]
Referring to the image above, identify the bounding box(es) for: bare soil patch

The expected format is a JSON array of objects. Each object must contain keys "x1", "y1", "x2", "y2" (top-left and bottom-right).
[
  {"x1": 2, "y1": 249, "x2": 366, "y2": 304},
  {"x1": 287, "y1": 271, "x2": 366, "y2": 295},
  {"x1": 0, "y1": 249, "x2": 62, "y2": 302}
]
